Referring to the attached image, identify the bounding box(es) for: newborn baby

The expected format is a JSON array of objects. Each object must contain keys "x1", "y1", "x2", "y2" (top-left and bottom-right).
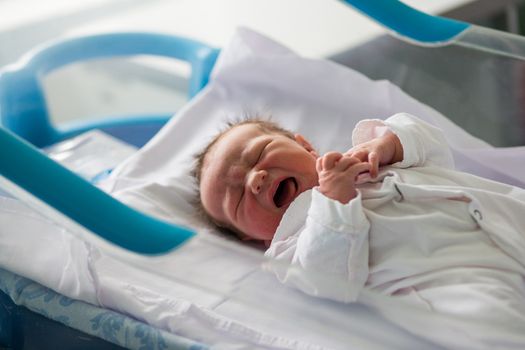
[
  {"x1": 194, "y1": 116, "x2": 382, "y2": 244},
  {"x1": 193, "y1": 113, "x2": 525, "y2": 334}
]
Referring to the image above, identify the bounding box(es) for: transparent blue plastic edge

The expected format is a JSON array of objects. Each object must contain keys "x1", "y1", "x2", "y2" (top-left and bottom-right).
[
  {"x1": 341, "y1": 0, "x2": 470, "y2": 44},
  {"x1": 0, "y1": 126, "x2": 195, "y2": 254}
]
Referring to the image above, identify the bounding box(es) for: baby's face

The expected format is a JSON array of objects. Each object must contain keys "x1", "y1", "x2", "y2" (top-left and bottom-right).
[{"x1": 200, "y1": 124, "x2": 318, "y2": 244}]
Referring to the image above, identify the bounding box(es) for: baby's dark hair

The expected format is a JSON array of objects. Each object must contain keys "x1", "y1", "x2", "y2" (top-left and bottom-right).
[{"x1": 191, "y1": 116, "x2": 294, "y2": 237}]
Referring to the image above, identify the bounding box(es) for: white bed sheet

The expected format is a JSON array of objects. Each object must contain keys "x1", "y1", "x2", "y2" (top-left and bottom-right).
[
  {"x1": 2, "y1": 27, "x2": 525, "y2": 349},
  {"x1": 0, "y1": 193, "x2": 444, "y2": 350}
]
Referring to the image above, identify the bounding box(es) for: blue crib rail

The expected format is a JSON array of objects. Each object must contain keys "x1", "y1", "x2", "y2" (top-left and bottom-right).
[
  {"x1": 0, "y1": 127, "x2": 195, "y2": 254},
  {"x1": 0, "y1": 32, "x2": 220, "y2": 254},
  {"x1": 340, "y1": 0, "x2": 469, "y2": 44},
  {"x1": 0, "y1": 32, "x2": 220, "y2": 148}
]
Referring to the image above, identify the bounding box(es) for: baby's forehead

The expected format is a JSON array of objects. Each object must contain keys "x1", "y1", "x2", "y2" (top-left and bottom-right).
[
  {"x1": 209, "y1": 123, "x2": 264, "y2": 157},
  {"x1": 203, "y1": 121, "x2": 291, "y2": 176},
  {"x1": 200, "y1": 125, "x2": 262, "y2": 222},
  {"x1": 202, "y1": 125, "x2": 253, "y2": 174}
]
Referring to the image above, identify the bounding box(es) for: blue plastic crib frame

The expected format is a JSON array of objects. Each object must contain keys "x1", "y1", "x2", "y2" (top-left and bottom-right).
[
  {"x1": 0, "y1": 32, "x2": 220, "y2": 255},
  {"x1": 0, "y1": 1, "x2": 470, "y2": 349},
  {"x1": 0, "y1": 31, "x2": 223, "y2": 350}
]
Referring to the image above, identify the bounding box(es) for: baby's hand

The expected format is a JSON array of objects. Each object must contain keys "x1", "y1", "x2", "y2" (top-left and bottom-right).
[
  {"x1": 345, "y1": 133, "x2": 402, "y2": 178},
  {"x1": 316, "y1": 152, "x2": 371, "y2": 204}
]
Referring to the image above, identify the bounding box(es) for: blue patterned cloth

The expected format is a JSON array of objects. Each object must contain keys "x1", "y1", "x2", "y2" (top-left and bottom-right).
[{"x1": 0, "y1": 268, "x2": 208, "y2": 350}]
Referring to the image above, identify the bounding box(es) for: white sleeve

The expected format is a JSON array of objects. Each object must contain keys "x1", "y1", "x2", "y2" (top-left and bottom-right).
[
  {"x1": 352, "y1": 112, "x2": 455, "y2": 169},
  {"x1": 270, "y1": 189, "x2": 370, "y2": 303}
]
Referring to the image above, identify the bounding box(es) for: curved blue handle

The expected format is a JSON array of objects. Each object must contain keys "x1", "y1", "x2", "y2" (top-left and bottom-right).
[
  {"x1": 22, "y1": 32, "x2": 219, "y2": 97},
  {"x1": 0, "y1": 126, "x2": 195, "y2": 254},
  {"x1": 341, "y1": 0, "x2": 469, "y2": 44},
  {"x1": 0, "y1": 32, "x2": 219, "y2": 147}
]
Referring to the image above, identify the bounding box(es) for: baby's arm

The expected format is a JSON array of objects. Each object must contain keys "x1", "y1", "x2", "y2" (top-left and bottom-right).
[
  {"x1": 350, "y1": 113, "x2": 455, "y2": 170},
  {"x1": 293, "y1": 189, "x2": 370, "y2": 302},
  {"x1": 345, "y1": 131, "x2": 403, "y2": 178},
  {"x1": 266, "y1": 154, "x2": 371, "y2": 303},
  {"x1": 316, "y1": 152, "x2": 371, "y2": 204},
  {"x1": 266, "y1": 188, "x2": 371, "y2": 303}
]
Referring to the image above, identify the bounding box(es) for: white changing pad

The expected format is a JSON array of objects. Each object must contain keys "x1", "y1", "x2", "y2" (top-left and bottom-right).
[{"x1": 2, "y1": 27, "x2": 525, "y2": 350}]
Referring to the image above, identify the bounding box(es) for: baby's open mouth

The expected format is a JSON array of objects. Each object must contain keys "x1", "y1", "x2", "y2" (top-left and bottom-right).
[{"x1": 273, "y1": 177, "x2": 297, "y2": 208}]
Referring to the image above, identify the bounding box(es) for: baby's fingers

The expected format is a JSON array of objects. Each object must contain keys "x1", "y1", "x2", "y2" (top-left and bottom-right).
[
  {"x1": 348, "y1": 162, "x2": 372, "y2": 178},
  {"x1": 347, "y1": 149, "x2": 369, "y2": 162},
  {"x1": 316, "y1": 157, "x2": 323, "y2": 173},
  {"x1": 368, "y1": 151, "x2": 380, "y2": 178},
  {"x1": 322, "y1": 152, "x2": 343, "y2": 170},
  {"x1": 335, "y1": 155, "x2": 361, "y2": 171}
]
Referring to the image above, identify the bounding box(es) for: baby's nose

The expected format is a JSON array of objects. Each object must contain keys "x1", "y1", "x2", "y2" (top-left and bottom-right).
[{"x1": 248, "y1": 169, "x2": 268, "y2": 194}]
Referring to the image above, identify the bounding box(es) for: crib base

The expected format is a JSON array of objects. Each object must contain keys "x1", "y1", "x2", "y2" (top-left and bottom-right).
[{"x1": 0, "y1": 290, "x2": 124, "y2": 350}]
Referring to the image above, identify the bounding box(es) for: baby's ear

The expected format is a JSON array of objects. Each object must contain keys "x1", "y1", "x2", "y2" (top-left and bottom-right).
[{"x1": 295, "y1": 134, "x2": 318, "y2": 157}]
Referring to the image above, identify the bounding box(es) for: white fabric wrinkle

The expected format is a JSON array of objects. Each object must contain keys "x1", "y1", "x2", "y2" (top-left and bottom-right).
[
  {"x1": 308, "y1": 189, "x2": 368, "y2": 234},
  {"x1": 384, "y1": 113, "x2": 455, "y2": 169},
  {"x1": 351, "y1": 119, "x2": 392, "y2": 147}
]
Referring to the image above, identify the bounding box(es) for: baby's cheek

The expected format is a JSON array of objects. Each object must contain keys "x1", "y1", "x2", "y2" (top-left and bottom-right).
[
  {"x1": 242, "y1": 203, "x2": 282, "y2": 240},
  {"x1": 251, "y1": 213, "x2": 282, "y2": 239}
]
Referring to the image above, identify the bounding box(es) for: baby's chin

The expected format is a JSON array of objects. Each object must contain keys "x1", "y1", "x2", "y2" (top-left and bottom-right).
[{"x1": 245, "y1": 217, "x2": 282, "y2": 243}]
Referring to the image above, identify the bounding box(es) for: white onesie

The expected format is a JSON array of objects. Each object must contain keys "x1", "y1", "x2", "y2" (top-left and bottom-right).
[{"x1": 265, "y1": 113, "x2": 525, "y2": 334}]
